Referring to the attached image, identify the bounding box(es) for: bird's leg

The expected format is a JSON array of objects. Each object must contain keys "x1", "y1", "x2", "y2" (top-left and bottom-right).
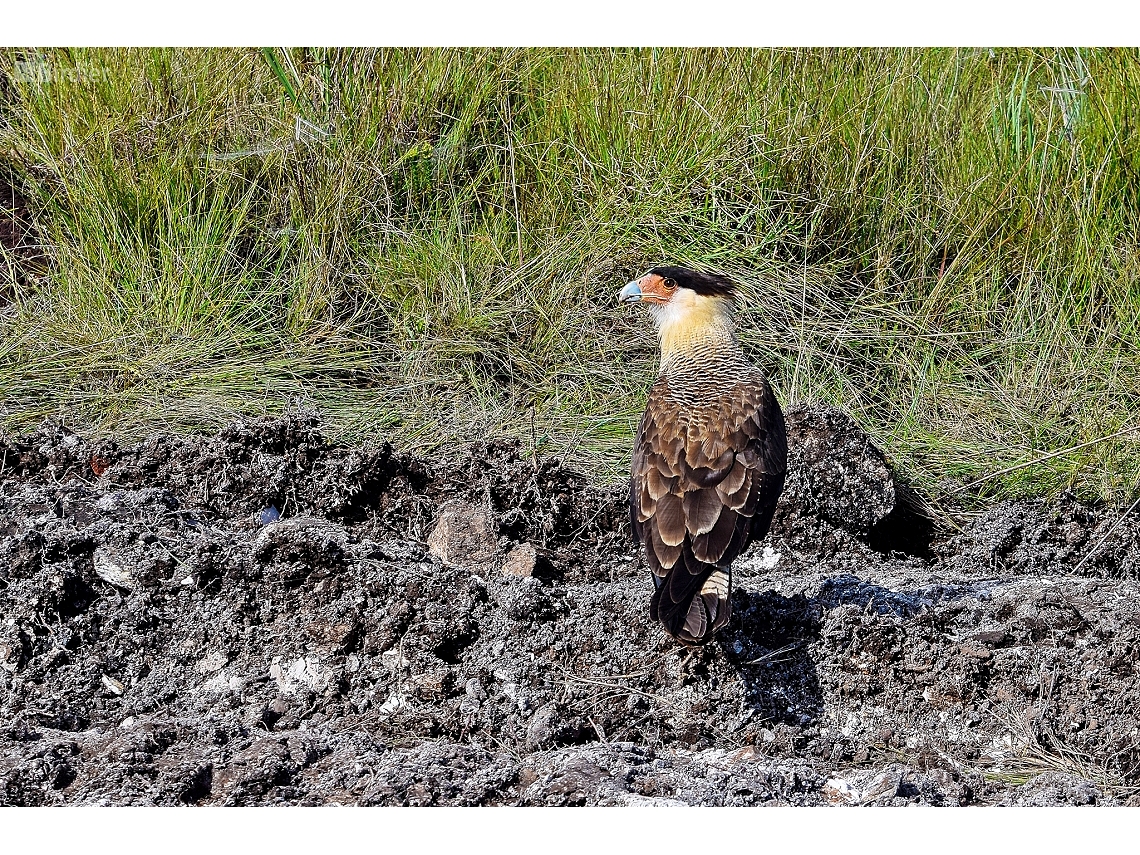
[
  {"x1": 675, "y1": 643, "x2": 709, "y2": 682},
  {"x1": 679, "y1": 648, "x2": 696, "y2": 672}
]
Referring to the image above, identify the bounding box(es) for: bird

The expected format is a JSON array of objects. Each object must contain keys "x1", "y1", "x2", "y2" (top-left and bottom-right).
[{"x1": 619, "y1": 265, "x2": 787, "y2": 645}]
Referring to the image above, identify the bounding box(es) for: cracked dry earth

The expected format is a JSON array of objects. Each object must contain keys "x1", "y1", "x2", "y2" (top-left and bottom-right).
[{"x1": 2, "y1": 409, "x2": 1139, "y2": 806}]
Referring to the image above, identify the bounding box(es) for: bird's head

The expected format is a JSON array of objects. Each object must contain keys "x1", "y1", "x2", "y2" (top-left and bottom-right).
[{"x1": 619, "y1": 265, "x2": 738, "y2": 360}]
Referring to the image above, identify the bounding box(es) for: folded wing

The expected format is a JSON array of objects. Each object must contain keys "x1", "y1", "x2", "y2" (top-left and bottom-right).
[{"x1": 630, "y1": 375, "x2": 786, "y2": 643}]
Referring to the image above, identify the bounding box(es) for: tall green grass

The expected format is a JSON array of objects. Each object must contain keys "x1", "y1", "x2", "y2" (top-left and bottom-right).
[{"x1": 2, "y1": 47, "x2": 1140, "y2": 502}]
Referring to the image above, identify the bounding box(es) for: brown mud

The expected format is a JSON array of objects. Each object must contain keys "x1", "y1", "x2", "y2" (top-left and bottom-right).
[{"x1": 2, "y1": 409, "x2": 1139, "y2": 805}]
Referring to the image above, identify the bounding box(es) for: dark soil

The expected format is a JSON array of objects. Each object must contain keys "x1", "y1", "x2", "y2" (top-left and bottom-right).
[{"x1": 2, "y1": 409, "x2": 1139, "y2": 806}]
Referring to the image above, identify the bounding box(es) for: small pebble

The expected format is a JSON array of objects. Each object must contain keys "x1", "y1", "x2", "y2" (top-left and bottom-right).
[{"x1": 101, "y1": 674, "x2": 125, "y2": 696}]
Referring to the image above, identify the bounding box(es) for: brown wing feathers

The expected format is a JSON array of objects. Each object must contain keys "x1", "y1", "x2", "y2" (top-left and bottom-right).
[{"x1": 631, "y1": 378, "x2": 786, "y2": 644}]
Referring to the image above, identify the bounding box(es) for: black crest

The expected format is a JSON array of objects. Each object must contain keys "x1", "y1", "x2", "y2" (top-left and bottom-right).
[{"x1": 648, "y1": 265, "x2": 736, "y2": 298}]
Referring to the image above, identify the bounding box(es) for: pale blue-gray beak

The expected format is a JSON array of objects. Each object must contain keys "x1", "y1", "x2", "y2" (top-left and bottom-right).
[{"x1": 618, "y1": 281, "x2": 643, "y2": 303}]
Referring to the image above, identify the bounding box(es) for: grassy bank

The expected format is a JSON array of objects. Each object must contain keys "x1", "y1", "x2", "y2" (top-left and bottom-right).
[{"x1": 2, "y1": 47, "x2": 1140, "y2": 501}]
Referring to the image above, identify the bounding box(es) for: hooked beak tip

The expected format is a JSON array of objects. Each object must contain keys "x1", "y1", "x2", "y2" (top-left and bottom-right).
[{"x1": 618, "y1": 281, "x2": 642, "y2": 304}]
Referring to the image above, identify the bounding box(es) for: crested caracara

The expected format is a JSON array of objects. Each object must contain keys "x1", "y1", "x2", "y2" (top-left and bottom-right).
[{"x1": 620, "y1": 266, "x2": 787, "y2": 645}]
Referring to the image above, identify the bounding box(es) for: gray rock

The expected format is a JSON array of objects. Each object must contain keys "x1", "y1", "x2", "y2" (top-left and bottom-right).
[
  {"x1": 92, "y1": 547, "x2": 136, "y2": 590},
  {"x1": 525, "y1": 703, "x2": 564, "y2": 750},
  {"x1": 100, "y1": 674, "x2": 125, "y2": 696},
  {"x1": 822, "y1": 766, "x2": 902, "y2": 804},
  {"x1": 270, "y1": 655, "x2": 331, "y2": 695},
  {"x1": 525, "y1": 702, "x2": 587, "y2": 751}
]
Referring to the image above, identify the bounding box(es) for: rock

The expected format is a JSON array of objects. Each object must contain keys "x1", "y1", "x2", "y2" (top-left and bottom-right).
[
  {"x1": 260, "y1": 697, "x2": 291, "y2": 728},
  {"x1": 822, "y1": 767, "x2": 902, "y2": 805},
  {"x1": 100, "y1": 674, "x2": 125, "y2": 696},
  {"x1": 526, "y1": 703, "x2": 564, "y2": 750},
  {"x1": 859, "y1": 769, "x2": 902, "y2": 803},
  {"x1": 426, "y1": 500, "x2": 500, "y2": 570},
  {"x1": 501, "y1": 543, "x2": 557, "y2": 580},
  {"x1": 197, "y1": 670, "x2": 243, "y2": 695},
  {"x1": 736, "y1": 545, "x2": 781, "y2": 573},
  {"x1": 823, "y1": 776, "x2": 859, "y2": 805},
  {"x1": 464, "y1": 677, "x2": 488, "y2": 701},
  {"x1": 381, "y1": 648, "x2": 409, "y2": 673},
  {"x1": 254, "y1": 515, "x2": 348, "y2": 552},
  {"x1": 525, "y1": 702, "x2": 586, "y2": 751},
  {"x1": 94, "y1": 493, "x2": 124, "y2": 513},
  {"x1": 0, "y1": 625, "x2": 29, "y2": 673},
  {"x1": 270, "y1": 655, "x2": 330, "y2": 695},
  {"x1": 93, "y1": 547, "x2": 136, "y2": 590},
  {"x1": 378, "y1": 692, "x2": 410, "y2": 715},
  {"x1": 502, "y1": 543, "x2": 537, "y2": 577}
]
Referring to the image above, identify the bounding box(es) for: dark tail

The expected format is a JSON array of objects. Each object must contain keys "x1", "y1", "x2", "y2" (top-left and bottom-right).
[{"x1": 650, "y1": 555, "x2": 732, "y2": 645}]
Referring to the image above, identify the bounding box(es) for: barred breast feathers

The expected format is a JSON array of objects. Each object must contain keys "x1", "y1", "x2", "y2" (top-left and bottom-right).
[{"x1": 630, "y1": 353, "x2": 787, "y2": 644}]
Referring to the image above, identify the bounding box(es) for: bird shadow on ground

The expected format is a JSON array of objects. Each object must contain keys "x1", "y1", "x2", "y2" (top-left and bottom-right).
[
  {"x1": 716, "y1": 575, "x2": 981, "y2": 727},
  {"x1": 717, "y1": 588, "x2": 824, "y2": 727},
  {"x1": 814, "y1": 574, "x2": 980, "y2": 617}
]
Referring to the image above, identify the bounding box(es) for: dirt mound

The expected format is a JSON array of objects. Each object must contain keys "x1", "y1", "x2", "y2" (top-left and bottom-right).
[{"x1": 2, "y1": 413, "x2": 1138, "y2": 805}]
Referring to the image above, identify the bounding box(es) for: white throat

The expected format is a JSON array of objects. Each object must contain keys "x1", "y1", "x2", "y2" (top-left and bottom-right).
[{"x1": 650, "y1": 289, "x2": 739, "y2": 370}]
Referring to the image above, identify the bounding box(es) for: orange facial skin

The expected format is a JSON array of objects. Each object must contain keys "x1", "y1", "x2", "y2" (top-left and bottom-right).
[{"x1": 620, "y1": 272, "x2": 678, "y2": 305}]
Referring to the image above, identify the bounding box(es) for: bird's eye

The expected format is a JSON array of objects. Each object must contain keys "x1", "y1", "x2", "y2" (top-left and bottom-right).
[{"x1": 663, "y1": 278, "x2": 677, "y2": 290}]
